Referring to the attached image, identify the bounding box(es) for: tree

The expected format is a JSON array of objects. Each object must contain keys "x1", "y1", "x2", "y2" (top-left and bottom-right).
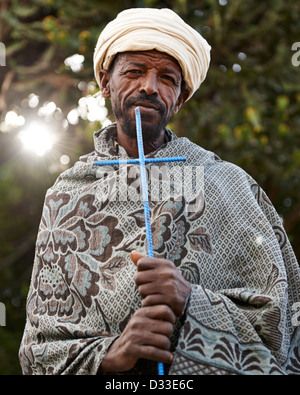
[{"x1": 0, "y1": 0, "x2": 299, "y2": 374}]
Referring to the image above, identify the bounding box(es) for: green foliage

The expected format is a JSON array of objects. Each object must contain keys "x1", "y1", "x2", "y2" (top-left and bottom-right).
[{"x1": 0, "y1": 0, "x2": 299, "y2": 375}]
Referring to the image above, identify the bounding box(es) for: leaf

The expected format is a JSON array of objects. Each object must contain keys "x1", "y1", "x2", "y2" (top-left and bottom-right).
[
  {"x1": 99, "y1": 257, "x2": 127, "y2": 291},
  {"x1": 188, "y1": 228, "x2": 212, "y2": 254}
]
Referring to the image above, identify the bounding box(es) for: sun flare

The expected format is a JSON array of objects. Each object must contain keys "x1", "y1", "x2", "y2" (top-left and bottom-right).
[{"x1": 18, "y1": 121, "x2": 55, "y2": 157}]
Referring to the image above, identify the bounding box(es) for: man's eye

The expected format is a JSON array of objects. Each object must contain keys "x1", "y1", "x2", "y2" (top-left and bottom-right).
[
  {"x1": 162, "y1": 75, "x2": 176, "y2": 83},
  {"x1": 127, "y1": 69, "x2": 142, "y2": 75}
]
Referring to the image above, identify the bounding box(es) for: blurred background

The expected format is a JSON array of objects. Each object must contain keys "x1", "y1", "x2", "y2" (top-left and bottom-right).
[{"x1": 0, "y1": 0, "x2": 299, "y2": 375}]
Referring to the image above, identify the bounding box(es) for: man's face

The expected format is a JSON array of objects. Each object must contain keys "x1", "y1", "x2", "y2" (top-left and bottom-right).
[{"x1": 100, "y1": 50, "x2": 188, "y2": 142}]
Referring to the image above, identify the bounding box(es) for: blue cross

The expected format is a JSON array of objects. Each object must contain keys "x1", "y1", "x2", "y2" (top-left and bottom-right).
[{"x1": 94, "y1": 107, "x2": 186, "y2": 375}]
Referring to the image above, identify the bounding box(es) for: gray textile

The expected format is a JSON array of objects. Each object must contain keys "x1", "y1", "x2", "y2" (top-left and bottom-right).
[{"x1": 19, "y1": 125, "x2": 300, "y2": 375}]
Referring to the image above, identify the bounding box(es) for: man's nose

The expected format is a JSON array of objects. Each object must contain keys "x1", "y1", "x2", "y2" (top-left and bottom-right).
[{"x1": 139, "y1": 72, "x2": 159, "y2": 96}]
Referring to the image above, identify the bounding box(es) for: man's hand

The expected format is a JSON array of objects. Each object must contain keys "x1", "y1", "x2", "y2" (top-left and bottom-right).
[
  {"x1": 99, "y1": 304, "x2": 176, "y2": 373},
  {"x1": 131, "y1": 250, "x2": 191, "y2": 318},
  {"x1": 99, "y1": 250, "x2": 191, "y2": 374}
]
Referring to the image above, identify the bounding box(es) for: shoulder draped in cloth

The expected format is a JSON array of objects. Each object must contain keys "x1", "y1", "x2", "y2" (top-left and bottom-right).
[{"x1": 19, "y1": 125, "x2": 300, "y2": 375}]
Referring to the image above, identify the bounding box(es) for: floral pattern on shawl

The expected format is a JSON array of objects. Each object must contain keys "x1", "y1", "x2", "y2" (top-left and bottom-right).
[
  {"x1": 120, "y1": 198, "x2": 211, "y2": 266},
  {"x1": 28, "y1": 190, "x2": 124, "y2": 325}
]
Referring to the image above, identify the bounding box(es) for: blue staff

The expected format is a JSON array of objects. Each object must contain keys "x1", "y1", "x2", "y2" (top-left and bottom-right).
[{"x1": 94, "y1": 107, "x2": 186, "y2": 375}]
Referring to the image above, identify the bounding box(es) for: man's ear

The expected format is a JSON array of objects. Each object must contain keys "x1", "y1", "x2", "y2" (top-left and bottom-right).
[
  {"x1": 99, "y1": 69, "x2": 111, "y2": 98},
  {"x1": 174, "y1": 88, "x2": 190, "y2": 114}
]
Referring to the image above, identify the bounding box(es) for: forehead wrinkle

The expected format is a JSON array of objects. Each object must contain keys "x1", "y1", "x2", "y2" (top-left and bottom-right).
[
  {"x1": 122, "y1": 62, "x2": 180, "y2": 75},
  {"x1": 115, "y1": 51, "x2": 181, "y2": 69}
]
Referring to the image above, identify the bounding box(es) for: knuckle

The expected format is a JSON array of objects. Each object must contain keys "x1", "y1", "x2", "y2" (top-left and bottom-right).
[
  {"x1": 158, "y1": 336, "x2": 170, "y2": 351},
  {"x1": 134, "y1": 273, "x2": 141, "y2": 285},
  {"x1": 161, "y1": 304, "x2": 172, "y2": 315},
  {"x1": 130, "y1": 312, "x2": 145, "y2": 329},
  {"x1": 139, "y1": 286, "x2": 147, "y2": 298},
  {"x1": 165, "y1": 259, "x2": 176, "y2": 269},
  {"x1": 166, "y1": 322, "x2": 174, "y2": 335},
  {"x1": 164, "y1": 337, "x2": 171, "y2": 349}
]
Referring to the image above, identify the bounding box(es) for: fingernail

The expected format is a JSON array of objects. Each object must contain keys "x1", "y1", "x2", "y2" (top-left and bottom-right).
[{"x1": 130, "y1": 250, "x2": 138, "y2": 266}]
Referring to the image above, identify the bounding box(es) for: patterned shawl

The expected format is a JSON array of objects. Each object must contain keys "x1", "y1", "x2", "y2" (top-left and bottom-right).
[{"x1": 19, "y1": 124, "x2": 300, "y2": 375}]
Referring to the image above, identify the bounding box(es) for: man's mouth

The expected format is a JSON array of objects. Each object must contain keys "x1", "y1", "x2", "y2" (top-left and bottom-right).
[{"x1": 134, "y1": 101, "x2": 161, "y2": 111}]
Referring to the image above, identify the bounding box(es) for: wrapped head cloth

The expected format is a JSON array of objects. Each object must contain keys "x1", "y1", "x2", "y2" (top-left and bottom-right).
[{"x1": 94, "y1": 8, "x2": 211, "y2": 101}]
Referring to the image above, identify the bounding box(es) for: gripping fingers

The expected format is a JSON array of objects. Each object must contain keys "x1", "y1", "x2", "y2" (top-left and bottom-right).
[
  {"x1": 141, "y1": 304, "x2": 176, "y2": 325},
  {"x1": 137, "y1": 344, "x2": 174, "y2": 364}
]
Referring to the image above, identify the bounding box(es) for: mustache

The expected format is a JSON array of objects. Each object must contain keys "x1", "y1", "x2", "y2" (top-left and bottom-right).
[{"x1": 124, "y1": 93, "x2": 165, "y2": 114}]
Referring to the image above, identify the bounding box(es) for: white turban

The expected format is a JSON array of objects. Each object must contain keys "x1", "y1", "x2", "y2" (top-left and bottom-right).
[{"x1": 93, "y1": 8, "x2": 211, "y2": 101}]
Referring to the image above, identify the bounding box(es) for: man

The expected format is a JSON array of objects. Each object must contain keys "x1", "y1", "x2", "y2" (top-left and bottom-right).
[{"x1": 19, "y1": 8, "x2": 300, "y2": 375}]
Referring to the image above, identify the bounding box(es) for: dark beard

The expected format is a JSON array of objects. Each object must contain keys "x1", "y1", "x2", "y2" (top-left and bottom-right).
[{"x1": 112, "y1": 93, "x2": 172, "y2": 142}]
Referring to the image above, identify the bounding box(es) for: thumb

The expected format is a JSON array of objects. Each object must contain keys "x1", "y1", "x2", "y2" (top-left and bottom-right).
[{"x1": 130, "y1": 250, "x2": 145, "y2": 266}]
